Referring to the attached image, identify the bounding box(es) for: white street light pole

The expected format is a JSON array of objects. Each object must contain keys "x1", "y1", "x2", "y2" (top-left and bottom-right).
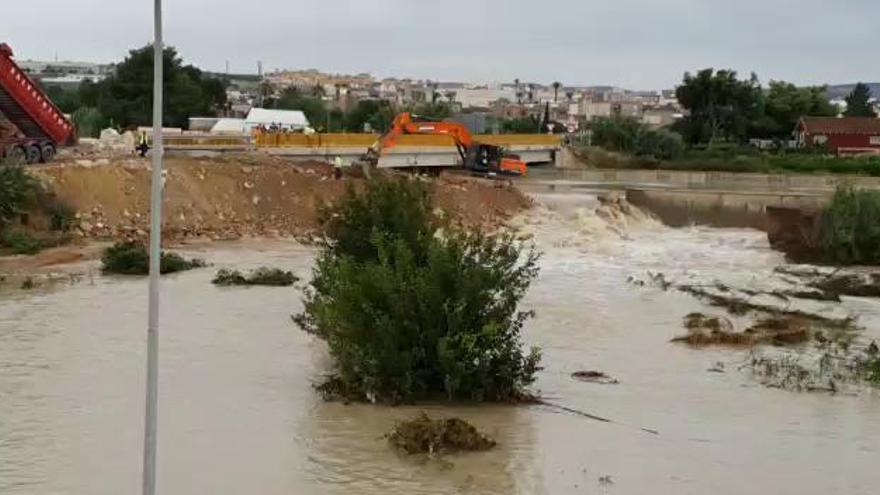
[{"x1": 143, "y1": 1, "x2": 163, "y2": 494}]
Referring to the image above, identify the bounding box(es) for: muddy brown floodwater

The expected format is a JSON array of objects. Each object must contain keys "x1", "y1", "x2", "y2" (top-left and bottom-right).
[{"x1": 2, "y1": 191, "x2": 880, "y2": 495}]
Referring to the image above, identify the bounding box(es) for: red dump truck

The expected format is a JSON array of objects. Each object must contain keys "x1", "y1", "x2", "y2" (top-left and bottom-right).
[{"x1": 0, "y1": 43, "x2": 76, "y2": 164}]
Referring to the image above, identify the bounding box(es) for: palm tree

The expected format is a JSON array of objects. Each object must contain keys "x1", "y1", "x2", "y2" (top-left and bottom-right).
[
  {"x1": 430, "y1": 81, "x2": 440, "y2": 104},
  {"x1": 565, "y1": 90, "x2": 575, "y2": 103},
  {"x1": 552, "y1": 81, "x2": 562, "y2": 103},
  {"x1": 444, "y1": 90, "x2": 457, "y2": 103}
]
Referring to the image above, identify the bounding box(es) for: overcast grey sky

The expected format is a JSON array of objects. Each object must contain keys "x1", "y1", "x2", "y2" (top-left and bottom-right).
[{"x1": 4, "y1": 0, "x2": 878, "y2": 89}]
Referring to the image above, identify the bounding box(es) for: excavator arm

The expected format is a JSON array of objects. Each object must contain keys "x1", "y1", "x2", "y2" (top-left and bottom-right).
[{"x1": 372, "y1": 112, "x2": 473, "y2": 163}]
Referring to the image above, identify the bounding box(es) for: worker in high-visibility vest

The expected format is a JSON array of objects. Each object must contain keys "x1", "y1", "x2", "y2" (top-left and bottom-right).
[
  {"x1": 136, "y1": 131, "x2": 150, "y2": 157},
  {"x1": 333, "y1": 156, "x2": 344, "y2": 180}
]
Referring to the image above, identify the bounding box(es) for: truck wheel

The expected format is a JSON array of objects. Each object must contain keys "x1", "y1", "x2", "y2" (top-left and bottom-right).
[
  {"x1": 25, "y1": 144, "x2": 41, "y2": 164},
  {"x1": 3, "y1": 145, "x2": 26, "y2": 165},
  {"x1": 40, "y1": 143, "x2": 56, "y2": 163}
]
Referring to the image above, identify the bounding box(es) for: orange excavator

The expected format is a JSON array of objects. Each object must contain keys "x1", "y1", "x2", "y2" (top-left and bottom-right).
[{"x1": 362, "y1": 112, "x2": 527, "y2": 176}]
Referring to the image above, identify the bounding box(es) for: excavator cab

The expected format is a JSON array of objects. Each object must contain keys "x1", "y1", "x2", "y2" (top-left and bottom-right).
[{"x1": 465, "y1": 144, "x2": 527, "y2": 176}]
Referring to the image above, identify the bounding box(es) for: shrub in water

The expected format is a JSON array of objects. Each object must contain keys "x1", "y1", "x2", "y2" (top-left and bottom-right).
[
  {"x1": 1, "y1": 229, "x2": 45, "y2": 255},
  {"x1": 0, "y1": 165, "x2": 39, "y2": 226},
  {"x1": 0, "y1": 228, "x2": 70, "y2": 255},
  {"x1": 386, "y1": 413, "x2": 496, "y2": 454},
  {"x1": 212, "y1": 267, "x2": 298, "y2": 286},
  {"x1": 101, "y1": 241, "x2": 206, "y2": 275},
  {"x1": 818, "y1": 187, "x2": 880, "y2": 265},
  {"x1": 295, "y1": 178, "x2": 541, "y2": 403}
]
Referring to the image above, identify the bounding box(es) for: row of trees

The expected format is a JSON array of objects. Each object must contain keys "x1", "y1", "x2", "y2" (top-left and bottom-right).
[
  {"x1": 591, "y1": 116, "x2": 684, "y2": 160},
  {"x1": 674, "y1": 69, "x2": 876, "y2": 145}
]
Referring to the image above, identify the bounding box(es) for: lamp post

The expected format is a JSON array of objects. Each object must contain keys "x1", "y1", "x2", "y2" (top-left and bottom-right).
[{"x1": 143, "y1": 1, "x2": 163, "y2": 494}]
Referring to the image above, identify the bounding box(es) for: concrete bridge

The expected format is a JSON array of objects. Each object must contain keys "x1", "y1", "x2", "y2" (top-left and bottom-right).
[{"x1": 162, "y1": 132, "x2": 562, "y2": 168}]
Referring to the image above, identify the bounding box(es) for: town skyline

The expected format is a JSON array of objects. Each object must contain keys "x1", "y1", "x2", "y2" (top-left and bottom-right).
[{"x1": 4, "y1": 0, "x2": 879, "y2": 90}]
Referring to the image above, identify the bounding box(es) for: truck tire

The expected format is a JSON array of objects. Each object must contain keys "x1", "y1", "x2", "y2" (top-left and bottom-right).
[
  {"x1": 3, "y1": 145, "x2": 26, "y2": 165},
  {"x1": 25, "y1": 144, "x2": 41, "y2": 164},
  {"x1": 40, "y1": 143, "x2": 56, "y2": 163}
]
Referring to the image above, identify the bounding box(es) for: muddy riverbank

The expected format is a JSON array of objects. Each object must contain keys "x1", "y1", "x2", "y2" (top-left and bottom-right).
[
  {"x1": 29, "y1": 154, "x2": 529, "y2": 242},
  {"x1": 2, "y1": 192, "x2": 879, "y2": 494}
]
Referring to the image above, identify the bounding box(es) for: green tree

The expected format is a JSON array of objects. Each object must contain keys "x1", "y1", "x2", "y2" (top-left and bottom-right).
[
  {"x1": 675, "y1": 68, "x2": 763, "y2": 144},
  {"x1": 502, "y1": 116, "x2": 540, "y2": 134},
  {"x1": 295, "y1": 178, "x2": 541, "y2": 402},
  {"x1": 272, "y1": 87, "x2": 327, "y2": 129},
  {"x1": 552, "y1": 81, "x2": 561, "y2": 103},
  {"x1": 409, "y1": 102, "x2": 452, "y2": 121},
  {"x1": 71, "y1": 107, "x2": 110, "y2": 138},
  {"x1": 844, "y1": 83, "x2": 877, "y2": 118},
  {"x1": 42, "y1": 84, "x2": 81, "y2": 113},
  {"x1": 751, "y1": 81, "x2": 838, "y2": 138},
  {"x1": 79, "y1": 45, "x2": 227, "y2": 128},
  {"x1": 345, "y1": 100, "x2": 396, "y2": 132},
  {"x1": 592, "y1": 116, "x2": 684, "y2": 160}
]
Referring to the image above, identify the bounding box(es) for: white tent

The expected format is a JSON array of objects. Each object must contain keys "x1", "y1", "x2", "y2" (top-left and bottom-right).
[
  {"x1": 211, "y1": 118, "x2": 246, "y2": 134},
  {"x1": 244, "y1": 108, "x2": 309, "y2": 131}
]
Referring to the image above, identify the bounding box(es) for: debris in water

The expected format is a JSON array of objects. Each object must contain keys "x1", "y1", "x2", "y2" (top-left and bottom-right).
[
  {"x1": 673, "y1": 313, "x2": 751, "y2": 346},
  {"x1": 782, "y1": 289, "x2": 841, "y2": 302},
  {"x1": 20, "y1": 276, "x2": 36, "y2": 290},
  {"x1": 748, "y1": 339, "x2": 880, "y2": 392},
  {"x1": 707, "y1": 361, "x2": 725, "y2": 373},
  {"x1": 386, "y1": 413, "x2": 496, "y2": 455},
  {"x1": 674, "y1": 313, "x2": 820, "y2": 347},
  {"x1": 677, "y1": 285, "x2": 855, "y2": 328},
  {"x1": 811, "y1": 272, "x2": 880, "y2": 298},
  {"x1": 212, "y1": 267, "x2": 298, "y2": 287},
  {"x1": 571, "y1": 370, "x2": 620, "y2": 385},
  {"x1": 745, "y1": 316, "x2": 812, "y2": 345}
]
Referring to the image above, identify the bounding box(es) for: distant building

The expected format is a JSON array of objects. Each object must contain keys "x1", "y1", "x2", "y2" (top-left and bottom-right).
[
  {"x1": 795, "y1": 117, "x2": 880, "y2": 154},
  {"x1": 211, "y1": 118, "x2": 247, "y2": 134},
  {"x1": 244, "y1": 108, "x2": 309, "y2": 131},
  {"x1": 577, "y1": 100, "x2": 642, "y2": 121},
  {"x1": 17, "y1": 59, "x2": 114, "y2": 77},
  {"x1": 642, "y1": 106, "x2": 682, "y2": 128},
  {"x1": 188, "y1": 117, "x2": 220, "y2": 132}
]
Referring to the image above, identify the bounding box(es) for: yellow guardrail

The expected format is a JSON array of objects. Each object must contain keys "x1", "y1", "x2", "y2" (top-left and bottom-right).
[
  {"x1": 253, "y1": 132, "x2": 561, "y2": 149},
  {"x1": 162, "y1": 135, "x2": 249, "y2": 147},
  {"x1": 479, "y1": 134, "x2": 562, "y2": 146}
]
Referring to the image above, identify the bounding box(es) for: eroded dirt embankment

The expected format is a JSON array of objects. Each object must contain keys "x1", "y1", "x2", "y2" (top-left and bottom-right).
[{"x1": 34, "y1": 154, "x2": 530, "y2": 242}]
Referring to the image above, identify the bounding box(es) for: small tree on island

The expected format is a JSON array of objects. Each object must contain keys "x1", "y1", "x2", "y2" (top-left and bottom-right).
[{"x1": 294, "y1": 178, "x2": 541, "y2": 403}]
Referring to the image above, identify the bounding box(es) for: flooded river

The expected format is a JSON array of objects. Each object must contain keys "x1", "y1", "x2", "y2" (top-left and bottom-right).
[{"x1": 2, "y1": 191, "x2": 879, "y2": 494}]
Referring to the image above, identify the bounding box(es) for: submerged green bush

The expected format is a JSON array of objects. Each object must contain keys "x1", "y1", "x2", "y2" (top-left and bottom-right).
[
  {"x1": 1, "y1": 229, "x2": 46, "y2": 255},
  {"x1": 818, "y1": 187, "x2": 880, "y2": 265},
  {"x1": 212, "y1": 267, "x2": 298, "y2": 286},
  {"x1": 101, "y1": 241, "x2": 206, "y2": 275},
  {"x1": 295, "y1": 178, "x2": 541, "y2": 403},
  {"x1": 0, "y1": 229, "x2": 72, "y2": 255}
]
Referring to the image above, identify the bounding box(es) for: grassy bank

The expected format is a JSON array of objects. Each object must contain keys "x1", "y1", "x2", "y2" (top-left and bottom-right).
[{"x1": 574, "y1": 146, "x2": 880, "y2": 176}]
